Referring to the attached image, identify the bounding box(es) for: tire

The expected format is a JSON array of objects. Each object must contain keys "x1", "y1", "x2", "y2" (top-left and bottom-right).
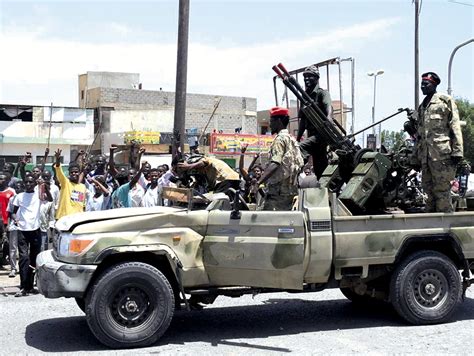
[
  {"x1": 390, "y1": 250, "x2": 461, "y2": 325},
  {"x1": 75, "y1": 297, "x2": 86, "y2": 313},
  {"x1": 85, "y1": 262, "x2": 175, "y2": 349}
]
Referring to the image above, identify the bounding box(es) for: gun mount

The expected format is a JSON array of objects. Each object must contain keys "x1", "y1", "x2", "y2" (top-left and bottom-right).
[{"x1": 272, "y1": 63, "x2": 420, "y2": 214}]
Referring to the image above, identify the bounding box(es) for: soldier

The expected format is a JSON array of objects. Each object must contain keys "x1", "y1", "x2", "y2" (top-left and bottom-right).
[
  {"x1": 296, "y1": 65, "x2": 333, "y2": 180},
  {"x1": 413, "y1": 72, "x2": 463, "y2": 213},
  {"x1": 176, "y1": 155, "x2": 241, "y2": 194},
  {"x1": 257, "y1": 107, "x2": 303, "y2": 211}
]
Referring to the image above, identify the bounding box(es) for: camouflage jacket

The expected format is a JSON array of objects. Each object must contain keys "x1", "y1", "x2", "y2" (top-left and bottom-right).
[
  {"x1": 267, "y1": 129, "x2": 304, "y2": 191},
  {"x1": 414, "y1": 93, "x2": 463, "y2": 164}
]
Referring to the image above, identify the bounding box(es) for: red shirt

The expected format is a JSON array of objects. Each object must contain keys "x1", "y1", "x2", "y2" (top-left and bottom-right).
[{"x1": 0, "y1": 187, "x2": 16, "y2": 225}]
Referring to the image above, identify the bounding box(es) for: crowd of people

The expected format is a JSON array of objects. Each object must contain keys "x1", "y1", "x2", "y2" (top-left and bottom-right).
[{"x1": 0, "y1": 144, "x2": 183, "y2": 297}]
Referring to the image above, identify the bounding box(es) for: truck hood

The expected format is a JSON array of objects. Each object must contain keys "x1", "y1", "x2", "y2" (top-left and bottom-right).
[{"x1": 55, "y1": 206, "x2": 185, "y2": 232}]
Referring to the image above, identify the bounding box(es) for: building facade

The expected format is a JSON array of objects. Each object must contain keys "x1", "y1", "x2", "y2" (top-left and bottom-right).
[
  {"x1": 0, "y1": 104, "x2": 94, "y2": 166},
  {"x1": 79, "y1": 72, "x2": 258, "y2": 167}
]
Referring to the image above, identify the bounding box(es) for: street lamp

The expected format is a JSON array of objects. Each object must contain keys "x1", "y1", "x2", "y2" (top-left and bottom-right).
[{"x1": 367, "y1": 69, "x2": 384, "y2": 149}]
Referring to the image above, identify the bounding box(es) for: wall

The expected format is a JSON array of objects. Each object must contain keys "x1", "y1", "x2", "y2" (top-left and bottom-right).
[
  {"x1": 89, "y1": 87, "x2": 258, "y2": 135},
  {"x1": 0, "y1": 143, "x2": 71, "y2": 164},
  {"x1": 79, "y1": 72, "x2": 140, "y2": 108},
  {"x1": 108, "y1": 109, "x2": 174, "y2": 133}
]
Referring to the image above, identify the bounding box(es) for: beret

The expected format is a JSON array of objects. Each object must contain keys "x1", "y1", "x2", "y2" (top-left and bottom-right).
[
  {"x1": 422, "y1": 72, "x2": 441, "y2": 85},
  {"x1": 270, "y1": 106, "x2": 289, "y2": 117}
]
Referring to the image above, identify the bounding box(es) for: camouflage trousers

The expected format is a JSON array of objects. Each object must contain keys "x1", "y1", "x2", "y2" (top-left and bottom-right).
[
  {"x1": 421, "y1": 159, "x2": 457, "y2": 213},
  {"x1": 262, "y1": 184, "x2": 297, "y2": 211}
]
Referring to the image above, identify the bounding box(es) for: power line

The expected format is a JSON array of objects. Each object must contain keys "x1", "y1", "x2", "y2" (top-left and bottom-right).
[{"x1": 448, "y1": 0, "x2": 474, "y2": 7}]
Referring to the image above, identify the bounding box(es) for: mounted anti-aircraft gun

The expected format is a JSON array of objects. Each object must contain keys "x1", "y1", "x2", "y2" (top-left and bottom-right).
[{"x1": 272, "y1": 63, "x2": 419, "y2": 214}]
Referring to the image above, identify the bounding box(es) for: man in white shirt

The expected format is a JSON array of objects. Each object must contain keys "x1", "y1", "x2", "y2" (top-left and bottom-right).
[
  {"x1": 141, "y1": 168, "x2": 163, "y2": 207},
  {"x1": 12, "y1": 175, "x2": 52, "y2": 296}
]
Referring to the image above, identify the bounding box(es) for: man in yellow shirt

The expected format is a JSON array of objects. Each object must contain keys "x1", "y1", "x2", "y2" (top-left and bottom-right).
[{"x1": 54, "y1": 149, "x2": 87, "y2": 219}]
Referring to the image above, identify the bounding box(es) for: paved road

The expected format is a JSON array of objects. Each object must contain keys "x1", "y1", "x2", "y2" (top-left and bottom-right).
[{"x1": 1, "y1": 280, "x2": 473, "y2": 355}]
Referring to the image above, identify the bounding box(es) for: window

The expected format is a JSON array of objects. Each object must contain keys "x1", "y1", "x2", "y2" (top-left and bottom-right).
[{"x1": 81, "y1": 90, "x2": 85, "y2": 100}]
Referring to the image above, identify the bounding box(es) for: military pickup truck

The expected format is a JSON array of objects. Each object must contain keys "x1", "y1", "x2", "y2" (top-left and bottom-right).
[{"x1": 36, "y1": 188, "x2": 474, "y2": 348}]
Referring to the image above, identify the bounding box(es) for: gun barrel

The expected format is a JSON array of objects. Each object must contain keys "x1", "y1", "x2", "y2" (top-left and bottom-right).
[{"x1": 273, "y1": 63, "x2": 358, "y2": 156}]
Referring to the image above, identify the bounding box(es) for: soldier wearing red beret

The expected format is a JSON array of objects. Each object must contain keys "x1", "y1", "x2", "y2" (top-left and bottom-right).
[{"x1": 257, "y1": 107, "x2": 303, "y2": 210}]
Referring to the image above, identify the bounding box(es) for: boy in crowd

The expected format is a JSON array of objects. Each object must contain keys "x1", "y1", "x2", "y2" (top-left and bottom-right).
[
  {"x1": 141, "y1": 168, "x2": 163, "y2": 207},
  {"x1": 86, "y1": 175, "x2": 111, "y2": 211}
]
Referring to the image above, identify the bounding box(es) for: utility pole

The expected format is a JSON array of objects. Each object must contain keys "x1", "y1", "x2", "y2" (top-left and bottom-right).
[
  {"x1": 448, "y1": 38, "x2": 474, "y2": 96},
  {"x1": 172, "y1": 0, "x2": 190, "y2": 157},
  {"x1": 414, "y1": 0, "x2": 420, "y2": 109}
]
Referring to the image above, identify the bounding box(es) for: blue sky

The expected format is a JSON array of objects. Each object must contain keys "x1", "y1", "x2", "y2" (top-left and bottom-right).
[{"x1": 0, "y1": 0, "x2": 472, "y2": 141}]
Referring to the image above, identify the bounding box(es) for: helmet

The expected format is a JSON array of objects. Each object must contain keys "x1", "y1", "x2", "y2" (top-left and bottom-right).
[{"x1": 303, "y1": 65, "x2": 320, "y2": 78}]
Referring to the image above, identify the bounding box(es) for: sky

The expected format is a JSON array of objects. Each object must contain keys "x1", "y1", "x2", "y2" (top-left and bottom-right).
[{"x1": 0, "y1": 0, "x2": 472, "y2": 143}]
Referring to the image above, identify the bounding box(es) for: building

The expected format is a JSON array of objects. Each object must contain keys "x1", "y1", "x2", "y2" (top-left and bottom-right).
[
  {"x1": 79, "y1": 71, "x2": 258, "y2": 167},
  {"x1": 0, "y1": 104, "x2": 94, "y2": 167}
]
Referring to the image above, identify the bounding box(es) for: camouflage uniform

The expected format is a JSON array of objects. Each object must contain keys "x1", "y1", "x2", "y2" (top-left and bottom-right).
[
  {"x1": 414, "y1": 93, "x2": 463, "y2": 212},
  {"x1": 263, "y1": 129, "x2": 303, "y2": 211},
  {"x1": 298, "y1": 84, "x2": 332, "y2": 179}
]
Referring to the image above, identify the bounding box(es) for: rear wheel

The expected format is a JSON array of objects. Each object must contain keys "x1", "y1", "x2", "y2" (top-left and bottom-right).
[
  {"x1": 390, "y1": 251, "x2": 461, "y2": 325},
  {"x1": 86, "y1": 262, "x2": 174, "y2": 348}
]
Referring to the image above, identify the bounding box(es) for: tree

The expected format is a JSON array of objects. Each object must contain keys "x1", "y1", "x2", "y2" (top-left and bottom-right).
[{"x1": 457, "y1": 98, "x2": 474, "y2": 165}]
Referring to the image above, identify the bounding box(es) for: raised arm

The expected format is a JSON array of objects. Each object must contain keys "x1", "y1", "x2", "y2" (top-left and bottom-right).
[
  {"x1": 247, "y1": 152, "x2": 260, "y2": 173},
  {"x1": 53, "y1": 148, "x2": 66, "y2": 187},
  {"x1": 108, "y1": 144, "x2": 119, "y2": 177},
  {"x1": 136, "y1": 147, "x2": 146, "y2": 170},
  {"x1": 91, "y1": 177, "x2": 111, "y2": 197},
  {"x1": 39, "y1": 147, "x2": 50, "y2": 172},
  {"x1": 130, "y1": 161, "x2": 147, "y2": 188},
  {"x1": 239, "y1": 144, "x2": 250, "y2": 181}
]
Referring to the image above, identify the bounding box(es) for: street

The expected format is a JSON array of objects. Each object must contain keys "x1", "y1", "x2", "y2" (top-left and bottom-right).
[{"x1": 1, "y1": 275, "x2": 473, "y2": 355}]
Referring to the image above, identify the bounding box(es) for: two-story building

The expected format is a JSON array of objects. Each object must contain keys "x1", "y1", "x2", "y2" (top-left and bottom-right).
[{"x1": 0, "y1": 104, "x2": 94, "y2": 167}]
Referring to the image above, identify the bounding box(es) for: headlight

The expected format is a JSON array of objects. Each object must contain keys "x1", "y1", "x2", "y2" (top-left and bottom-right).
[{"x1": 58, "y1": 233, "x2": 95, "y2": 257}]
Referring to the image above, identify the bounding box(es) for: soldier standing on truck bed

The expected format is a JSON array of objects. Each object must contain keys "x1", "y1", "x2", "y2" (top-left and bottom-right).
[
  {"x1": 296, "y1": 65, "x2": 333, "y2": 180},
  {"x1": 413, "y1": 72, "x2": 463, "y2": 213},
  {"x1": 257, "y1": 107, "x2": 303, "y2": 211}
]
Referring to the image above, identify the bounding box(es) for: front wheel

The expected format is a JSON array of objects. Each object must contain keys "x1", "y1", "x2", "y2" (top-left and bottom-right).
[
  {"x1": 390, "y1": 251, "x2": 461, "y2": 325},
  {"x1": 86, "y1": 262, "x2": 175, "y2": 349}
]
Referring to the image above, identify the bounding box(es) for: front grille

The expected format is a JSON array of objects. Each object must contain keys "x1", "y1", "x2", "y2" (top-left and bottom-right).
[{"x1": 310, "y1": 220, "x2": 332, "y2": 232}]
